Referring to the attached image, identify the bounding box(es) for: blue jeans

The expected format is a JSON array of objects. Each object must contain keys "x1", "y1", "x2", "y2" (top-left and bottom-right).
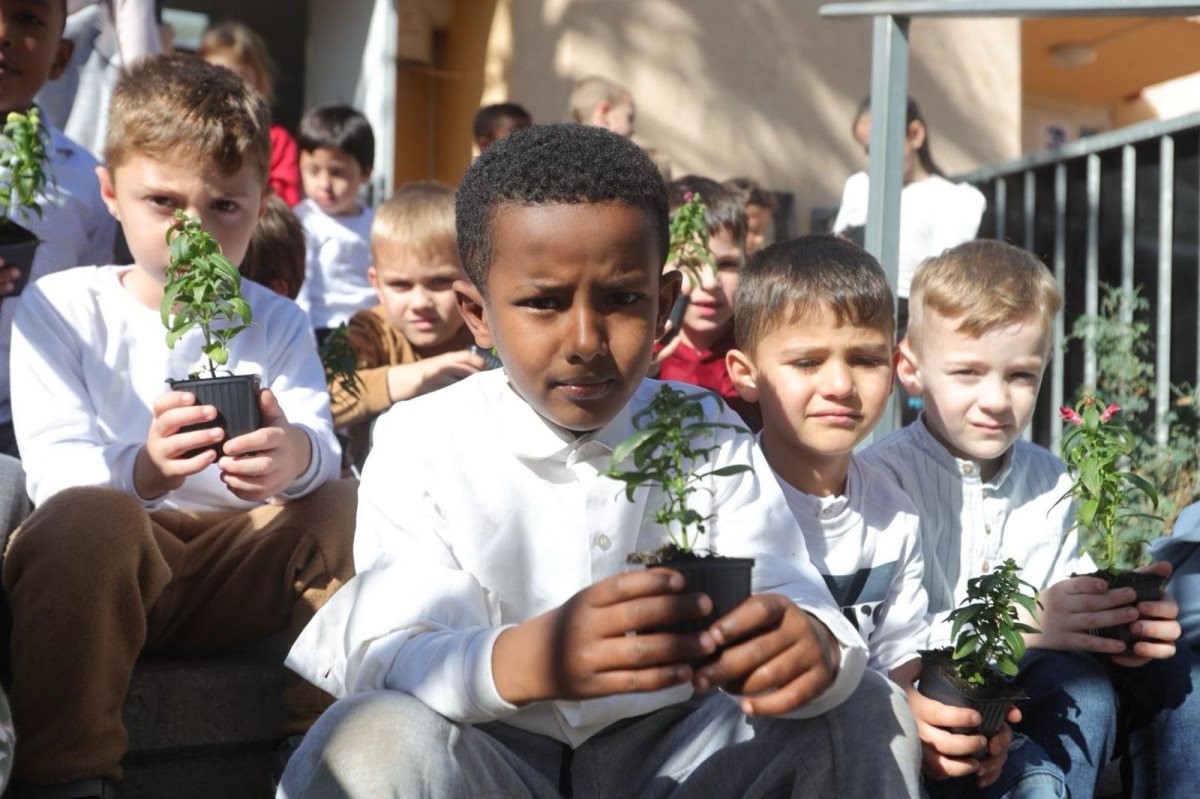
[
  {"x1": 925, "y1": 732, "x2": 1065, "y2": 799},
  {"x1": 1016, "y1": 648, "x2": 1200, "y2": 798}
]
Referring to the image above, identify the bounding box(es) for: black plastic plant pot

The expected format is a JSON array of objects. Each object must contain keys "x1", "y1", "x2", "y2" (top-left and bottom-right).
[
  {"x1": 918, "y1": 648, "x2": 1026, "y2": 755},
  {"x1": 167, "y1": 373, "x2": 262, "y2": 457},
  {"x1": 0, "y1": 222, "x2": 40, "y2": 297},
  {"x1": 1085, "y1": 569, "x2": 1166, "y2": 647},
  {"x1": 645, "y1": 555, "x2": 755, "y2": 635}
]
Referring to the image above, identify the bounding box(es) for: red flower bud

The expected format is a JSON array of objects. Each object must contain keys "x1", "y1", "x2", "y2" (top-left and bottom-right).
[
  {"x1": 1060, "y1": 406, "x2": 1084, "y2": 425},
  {"x1": 683, "y1": 191, "x2": 694, "y2": 202},
  {"x1": 1099, "y1": 403, "x2": 1121, "y2": 423}
]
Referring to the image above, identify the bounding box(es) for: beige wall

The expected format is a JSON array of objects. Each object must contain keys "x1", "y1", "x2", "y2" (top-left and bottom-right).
[{"x1": 491, "y1": 0, "x2": 1020, "y2": 234}]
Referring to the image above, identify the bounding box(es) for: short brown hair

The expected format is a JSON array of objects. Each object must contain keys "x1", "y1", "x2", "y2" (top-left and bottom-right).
[
  {"x1": 907, "y1": 240, "x2": 1061, "y2": 352},
  {"x1": 105, "y1": 54, "x2": 271, "y2": 183},
  {"x1": 241, "y1": 196, "x2": 305, "y2": 299},
  {"x1": 734, "y1": 235, "x2": 894, "y2": 355},
  {"x1": 668, "y1": 175, "x2": 747, "y2": 247},
  {"x1": 199, "y1": 21, "x2": 277, "y2": 101},
  {"x1": 371, "y1": 181, "x2": 457, "y2": 259}
]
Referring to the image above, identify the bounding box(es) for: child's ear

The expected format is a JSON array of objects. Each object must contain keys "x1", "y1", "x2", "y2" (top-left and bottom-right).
[
  {"x1": 454, "y1": 278, "x2": 493, "y2": 348},
  {"x1": 367, "y1": 265, "x2": 380, "y2": 290},
  {"x1": 895, "y1": 338, "x2": 924, "y2": 396},
  {"x1": 654, "y1": 268, "x2": 683, "y2": 339},
  {"x1": 48, "y1": 39, "x2": 75, "y2": 81},
  {"x1": 96, "y1": 165, "x2": 120, "y2": 222},
  {"x1": 591, "y1": 101, "x2": 611, "y2": 127},
  {"x1": 725, "y1": 349, "x2": 759, "y2": 403}
]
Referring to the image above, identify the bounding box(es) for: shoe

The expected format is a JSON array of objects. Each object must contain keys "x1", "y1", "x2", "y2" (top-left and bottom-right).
[
  {"x1": 10, "y1": 777, "x2": 117, "y2": 799},
  {"x1": 270, "y1": 733, "x2": 305, "y2": 791}
]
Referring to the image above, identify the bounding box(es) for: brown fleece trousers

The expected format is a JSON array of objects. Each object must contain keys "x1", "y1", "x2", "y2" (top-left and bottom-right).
[{"x1": 1, "y1": 478, "x2": 357, "y2": 784}]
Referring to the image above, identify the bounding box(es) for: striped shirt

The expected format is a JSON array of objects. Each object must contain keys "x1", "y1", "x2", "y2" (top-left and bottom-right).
[{"x1": 861, "y1": 416, "x2": 1092, "y2": 648}]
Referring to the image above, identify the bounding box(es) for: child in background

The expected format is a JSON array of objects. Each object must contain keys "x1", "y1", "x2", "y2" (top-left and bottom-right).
[
  {"x1": 332, "y1": 181, "x2": 483, "y2": 468},
  {"x1": 568, "y1": 75, "x2": 636, "y2": 137},
  {"x1": 0, "y1": 0, "x2": 117, "y2": 459},
  {"x1": 5, "y1": 55, "x2": 353, "y2": 796},
  {"x1": 724, "y1": 177, "x2": 777, "y2": 257},
  {"x1": 862, "y1": 240, "x2": 1196, "y2": 797},
  {"x1": 730, "y1": 236, "x2": 1064, "y2": 797},
  {"x1": 294, "y1": 105, "x2": 376, "y2": 339},
  {"x1": 280, "y1": 121, "x2": 921, "y2": 799},
  {"x1": 654, "y1": 175, "x2": 758, "y2": 429},
  {"x1": 200, "y1": 21, "x2": 302, "y2": 207},
  {"x1": 473, "y1": 102, "x2": 532, "y2": 152},
  {"x1": 241, "y1": 195, "x2": 306, "y2": 300}
]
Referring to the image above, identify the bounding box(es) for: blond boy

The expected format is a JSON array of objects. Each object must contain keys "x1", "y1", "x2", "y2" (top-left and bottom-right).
[
  {"x1": 568, "y1": 75, "x2": 636, "y2": 137},
  {"x1": 331, "y1": 181, "x2": 483, "y2": 466},
  {"x1": 862, "y1": 240, "x2": 1191, "y2": 797},
  {"x1": 5, "y1": 55, "x2": 354, "y2": 796}
]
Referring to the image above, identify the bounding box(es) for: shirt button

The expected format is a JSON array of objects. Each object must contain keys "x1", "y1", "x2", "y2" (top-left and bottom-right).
[
  {"x1": 981, "y1": 560, "x2": 990, "y2": 571},
  {"x1": 821, "y1": 507, "x2": 835, "y2": 519},
  {"x1": 962, "y1": 464, "x2": 975, "y2": 475},
  {"x1": 596, "y1": 534, "x2": 612, "y2": 551},
  {"x1": 985, "y1": 524, "x2": 992, "y2": 535}
]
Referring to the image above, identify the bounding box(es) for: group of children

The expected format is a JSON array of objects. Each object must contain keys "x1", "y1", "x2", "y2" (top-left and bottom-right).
[{"x1": 0, "y1": 3, "x2": 1194, "y2": 799}]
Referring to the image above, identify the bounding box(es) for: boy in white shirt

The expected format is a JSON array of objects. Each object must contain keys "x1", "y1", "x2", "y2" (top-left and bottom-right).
[
  {"x1": 5, "y1": 55, "x2": 355, "y2": 797},
  {"x1": 727, "y1": 236, "x2": 1064, "y2": 798},
  {"x1": 862, "y1": 240, "x2": 1196, "y2": 797},
  {"x1": 0, "y1": 0, "x2": 117, "y2": 458},
  {"x1": 294, "y1": 104, "x2": 376, "y2": 337},
  {"x1": 279, "y1": 123, "x2": 922, "y2": 798}
]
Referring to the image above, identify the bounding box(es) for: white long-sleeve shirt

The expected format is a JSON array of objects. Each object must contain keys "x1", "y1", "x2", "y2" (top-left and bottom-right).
[
  {"x1": 287, "y1": 372, "x2": 868, "y2": 747},
  {"x1": 11, "y1": 265, "x2": 340, "y2": 511},
  {"x1": 0, "y1": 122, "x2": 116, "y2": 425},
  {"x1": 294, "y1": 199, "x2": 375, "y2": 329},
  {"x1": 832, "y1": 172, "x2": 986, "y2": 299},
  {"x1": 773, "y1": 456, "x2": 929, "y2": 675},
  {"x1": 861, "y1": 416, "x2": 1092, "y2": 648}
]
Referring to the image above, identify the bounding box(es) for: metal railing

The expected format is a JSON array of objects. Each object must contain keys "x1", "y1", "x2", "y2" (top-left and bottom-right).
[
  {"x1": 818, "y1": 0, "x2": 1200, "y2": 439},
  {"x1": 959, "y1": 112, "x2": 1200, "y2": 450}
]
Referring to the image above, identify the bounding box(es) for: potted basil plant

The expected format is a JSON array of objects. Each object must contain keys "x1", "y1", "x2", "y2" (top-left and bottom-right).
[
  {"x1": 0, "y1": 108, "x2": 51, "y2": 296},
  {"x1": 605, "y1": 384, "x2": 754, "y2": 634},
  {"x1": 161, "y1": 210, "x2": 259, "y2": 455},
  {"x1": 919, "y1": 559, "x2": 1039, "y2": 752}
]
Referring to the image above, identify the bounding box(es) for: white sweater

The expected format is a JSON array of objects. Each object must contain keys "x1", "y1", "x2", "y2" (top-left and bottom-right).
[
  {"x1": 294, "y1": 199, "x2": 375, "y2": 329},
  {"x1": 11, "y1": 265, "x2": 341, "y2": 511}
]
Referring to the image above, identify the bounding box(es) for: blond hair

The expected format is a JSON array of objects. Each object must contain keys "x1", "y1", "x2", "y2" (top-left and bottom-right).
[
  {"x1": 105, "y1": 54, "x2": 271, "y2": 182},
  {"x1": 908, "y1": 240, "x2": 1061, "y2": 351},
  {"x1": 568, "y1": 76, "x2": 631, "y2": 123},
  {"x1": 199, "y1": 21, "x2": 276, "y2": 100},
  {"x1": 371, "y1": 181, "x2": 457, "y2": 259}
]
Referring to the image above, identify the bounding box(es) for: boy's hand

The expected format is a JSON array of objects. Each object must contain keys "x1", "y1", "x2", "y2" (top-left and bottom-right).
[
  {"x1": 492, "y1": 569, "x2": 716, "y2": 705},
  {"x1": 0, "y1": 258, "x2": 20, "y2": 298},
  {"x1": 690, "y1": 593, "x2": 839, "y2": 716},
  {"x1": 1024, "y1": 575, "x2": 1143, "y2": 655},
  {"x1": 386, "y1": 350, "x2": 486, "y2": 402},
  {"x1": 217, "y1": 389, "x2": 312, "y2": 502},
  {"x1": 135, "y1": 390, "x2": 222, "y2": 498},
  {"x1": 1112, "y1": 561, "x2": 1180, "y2": 667}
]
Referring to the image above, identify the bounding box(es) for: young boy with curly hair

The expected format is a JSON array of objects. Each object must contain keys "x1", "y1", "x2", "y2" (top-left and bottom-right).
[
  {"x1": 6, "y1": 55, "x2": 355, "y2": 798},
  {"x1": 280, "y1": 124, "x2": 923, "y2": 797}
]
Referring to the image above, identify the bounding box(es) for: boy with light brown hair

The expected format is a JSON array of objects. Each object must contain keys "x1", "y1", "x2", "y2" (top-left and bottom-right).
[
  {"x1": 331, "y1": 181, "x2": 483, "y2": 466},
  {"x1": 568, "y1": 75, "x2": 636, "y2": 138},
  {"x1": 863, "y1": 240, "x2": 1194, "y2": 797},
  {"x1": 6, "y1": 54, "x2": 354, "y2": 798}
]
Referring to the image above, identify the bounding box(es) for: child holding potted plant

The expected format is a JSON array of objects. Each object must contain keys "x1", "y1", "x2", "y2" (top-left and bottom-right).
[
  {"x1": 727, "y1": 235, "x2": 1064, "y2": 797},
  {"x1": 5, "y1": 56, "x2": 354, "y2": 796},
  {"x1": 0, "y1": 0, "x2": 117, "y2": 458},
  {"x1": 863, "y1": 240, "x2": 1198, "y2": 797},
  {"x1": 281, "y1": 123, "x2": 922, "y2": 797}
]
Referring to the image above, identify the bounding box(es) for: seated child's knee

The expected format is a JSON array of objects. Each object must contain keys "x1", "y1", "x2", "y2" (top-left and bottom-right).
[
  {"x1": 7, "y1": 487, "x2": 149, "y2": 575},
  {"x1": 316, "y1": 691, "x2": 455, "y2": 762}
]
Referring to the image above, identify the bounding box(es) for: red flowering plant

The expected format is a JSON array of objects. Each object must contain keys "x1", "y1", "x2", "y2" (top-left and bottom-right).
[{"x1": 1058, "y1": 396, "x2": 1165, "y2": 641}]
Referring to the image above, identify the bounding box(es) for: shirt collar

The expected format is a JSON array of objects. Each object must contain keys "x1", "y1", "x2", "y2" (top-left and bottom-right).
[{"x1": 911, "y1": 414, "x2": 1014, "y2": 486}]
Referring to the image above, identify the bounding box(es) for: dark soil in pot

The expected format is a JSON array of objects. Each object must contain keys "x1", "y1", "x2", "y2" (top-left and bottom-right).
[
  {"x1": 629, "y1": 544, "x2": 754, "y2": 635},
  {"x1": 0, "y1": 221, "x2": 39, "y2": 297},
  {"x1": 1082, "y1": 569, "x2": 1166, "y2": 648},
  {"x1": 168, "y1": 373, "x2": 262, "y2": 457},
  {"x1": 918, "y1": 648, "x2": 1026, "y2": 750}
]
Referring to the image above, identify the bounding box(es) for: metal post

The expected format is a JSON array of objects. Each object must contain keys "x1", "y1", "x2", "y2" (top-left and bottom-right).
[
  {"x1": 1157, "y1": 135, "x2": 1174, "y2": 447},
  {"x1": 1084, "y1": 153, "x2": 1100, "y2": 388},
  {"x1": 1121, "y1": 145, "x2": 1136, "y2": 325},
  {"x1": 864, "y1": 14, "x2": 910, "y2": 437},
  {"x1": 1052, "y1": 163, "x2": 1067, "y2": 453},
  {"x1": 1023, "y1": 169, "x2": 1036, "y2": 252},
  {"x1": 995, "y1": 177, "x2": 1007, "y2": 240}
]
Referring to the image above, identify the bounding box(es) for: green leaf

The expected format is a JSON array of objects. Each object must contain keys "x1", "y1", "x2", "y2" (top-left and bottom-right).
[{"x1": 610, "y1": 428, "x2": 657, "y2": 467}]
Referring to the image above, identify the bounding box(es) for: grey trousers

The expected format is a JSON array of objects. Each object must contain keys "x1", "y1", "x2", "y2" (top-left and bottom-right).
[{"x1": 278, "y1": 669, "x2": 921, "y2": 799}]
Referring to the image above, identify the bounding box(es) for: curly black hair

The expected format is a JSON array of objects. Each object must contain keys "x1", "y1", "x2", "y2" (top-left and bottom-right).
[{"x1": 455, "y1": 123, "x2": 669, "y2": 292}]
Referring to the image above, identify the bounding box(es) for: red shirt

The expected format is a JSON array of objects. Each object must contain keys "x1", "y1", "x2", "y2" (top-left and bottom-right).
[
  {"x1": 270, "y1": 125, "x2": 303, "y2": 207},
  {"x1": 656, "y1": 330, "x2": 761, "y2": 431}
]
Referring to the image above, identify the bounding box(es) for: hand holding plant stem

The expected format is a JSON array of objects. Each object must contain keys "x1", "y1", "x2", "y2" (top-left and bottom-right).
[
  {"x1": 161, "y1": 211, "x2": 253, "y2": 378},
  {"x1": 1058, "y1": 396, "x2": 1160, "y2": 572}
]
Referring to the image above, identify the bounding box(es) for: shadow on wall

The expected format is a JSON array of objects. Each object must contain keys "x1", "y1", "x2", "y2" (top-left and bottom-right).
[{"x1": 504, "y1": 0, "x2": 1018, "y2": 235}]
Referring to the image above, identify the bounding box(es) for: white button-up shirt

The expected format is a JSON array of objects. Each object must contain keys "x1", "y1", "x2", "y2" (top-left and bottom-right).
[
  {"x1": 861, "y1": 416, "x2": 1092, "y2": 648},
  {"x1": 287, "y1": 371, "x2": 868, "y2": 747}
]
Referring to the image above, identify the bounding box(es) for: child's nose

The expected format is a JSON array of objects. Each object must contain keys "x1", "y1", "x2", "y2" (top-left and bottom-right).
[
  {"x1": 822, "y1": 362, "x2": 854, "y2": 398},
  {"x1": 697, "y1": 263, "x2": 719, "y2": 291},
  {"x1": 566, "y1": 305, "x2": 607, "y2": 363},
  {"x1": 978, "y1": 378, "x2": 1011, "y2": 412}
]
